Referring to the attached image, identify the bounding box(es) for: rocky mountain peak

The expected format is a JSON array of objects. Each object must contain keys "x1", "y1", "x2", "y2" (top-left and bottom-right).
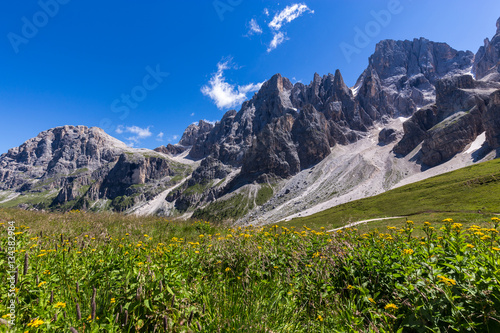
[
  {"x1": 473, "y1": 17, "x2": 500, "y2": 80},
  {"x1": 178, "y1": 120, "x2": 215, "y2": 146},
  {"x1": 365, "y1": 38, "x2": 473, "y2": 84},
  {"x1": 258, "y1": 73, "x2": 293, "y2": 95}
]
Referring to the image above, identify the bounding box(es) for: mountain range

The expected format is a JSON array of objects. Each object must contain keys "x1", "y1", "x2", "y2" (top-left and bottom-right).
[{"x1": 1, "y1": 17, "x2": 500, "y2": 224}]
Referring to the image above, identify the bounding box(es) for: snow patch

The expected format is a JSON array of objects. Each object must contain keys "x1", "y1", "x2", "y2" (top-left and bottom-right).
[{"x1": 464, "y1": 132, "x2": 486, "y2": 154}]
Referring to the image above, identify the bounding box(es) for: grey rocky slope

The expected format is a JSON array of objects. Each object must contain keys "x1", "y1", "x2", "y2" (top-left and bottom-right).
[
  {"x1": 0, "y1": 125, "x2": 191, "y2": 211},
  {"x1": 2, "y1": 17, "x2": 500, "y2": 224}
]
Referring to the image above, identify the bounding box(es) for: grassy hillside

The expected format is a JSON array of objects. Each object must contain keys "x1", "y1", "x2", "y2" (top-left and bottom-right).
[{"x1": 280, "y1": 158, "x2": 500, "y2": 230}]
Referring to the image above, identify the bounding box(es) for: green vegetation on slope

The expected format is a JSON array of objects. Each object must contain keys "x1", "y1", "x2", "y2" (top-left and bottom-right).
[
  {"x1": 281, "y1": 158, "x2": 500, "y2": 230},
  {"x1": 192, "y1": 193, "x2": 254, "y2": 222},
  {"x1": 255, "y1": 184, "x2": 274, "y2": 206}
]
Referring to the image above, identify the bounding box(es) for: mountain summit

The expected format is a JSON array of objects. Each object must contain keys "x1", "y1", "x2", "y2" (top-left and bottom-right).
[{"x1": 1, "y1": 17, "x2": 500, "y2": 224}]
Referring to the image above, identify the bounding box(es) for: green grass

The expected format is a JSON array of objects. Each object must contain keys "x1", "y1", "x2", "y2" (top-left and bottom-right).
[
  {"x1": 192, "y1": 193, "x2": 254, "y2": 222},
  {"x1": 0, "y1": 191, "x2": 57, "y2": 209},
  {"x1": 255, "y1": 184, "x2": 274, "y2": 206},
  {"x1": 1, "y1": 211, "x2": 499, "y2": 332},
  {"x1": 280, "y1": 158, "x2": 500, "y2": 231},
  {"x1": 184, "y1": 181, "x2": 214, "y2": 196}
]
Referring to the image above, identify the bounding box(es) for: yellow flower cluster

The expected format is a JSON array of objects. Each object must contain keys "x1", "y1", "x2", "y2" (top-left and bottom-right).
[
  {"x1": 437, "y1": 275, "x2": 456, "y2": 286},
  {"x1": 385, "y1": 303, "x2": 398, "y2": 311},
  {"x1": 27, "y1": 318, "x2": 44, "y2": 328},
  {"x1": 402, "y1": 249, "x2": 414, "y2": 255}
]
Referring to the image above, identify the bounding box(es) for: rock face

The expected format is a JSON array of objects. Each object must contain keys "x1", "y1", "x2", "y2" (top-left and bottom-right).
[
  {"x1": 154, "y1": 144, "x2": 187, "y2": 156},
  {"x1": 182, "y1": 38, "x2": 474, "y2": 194},
  {"x1": 393, "y1": 105, "x2": 438, "y2": 156},
  {"x1": 0, "y1": 126, "x2": 188, "y2": 211},
  {"x1": 395, "y1": 72, "x2": 500, "y2": 166},
  {"x1": 378, "y1": 128, "x2": 400, "y2": 146},
  {"x1": 0, "y1": 126, "x2": 126, "y2": 191},
  {"x1": 473, "y1": 18, "x2": 500, "y2": 80},
  {"x1": 178, "y1": 120, "x2": 215, "y2": 146},
  {"x1": 483, "y1": 90, "x2": 500, "y2": 148},
  {"x1": 355, "y1": 38, "x2": 474, "y2": 118}
]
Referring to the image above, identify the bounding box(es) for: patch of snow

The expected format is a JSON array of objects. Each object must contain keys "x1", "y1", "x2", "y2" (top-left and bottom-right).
[{"x1": 464, "y1": 132, "x2": 486, "y2": 154}]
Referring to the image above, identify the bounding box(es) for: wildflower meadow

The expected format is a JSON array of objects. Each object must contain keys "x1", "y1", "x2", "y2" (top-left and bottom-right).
[{"x1": 1, "y1": 212, "x2": 500, "y2": 332}]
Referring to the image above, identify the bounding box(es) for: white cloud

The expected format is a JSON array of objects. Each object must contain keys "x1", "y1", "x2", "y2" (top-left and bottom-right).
[
  {"x1": 190, "y1": 112, "x2": 195, "y2": 116},
  {"x1": 201, "y1": 59, "x2": 263, "y2": 110},
  {"x1": 116, "y1": 125, "x2": 152, "y2": 146},
  {"x1": 268, "y1": 3, "x2": 313, "y2": 31},
  {"x1": 165, "y1": 134, "x2": 179, "y2": 143},
  {"x1": 125, "y1": 126, "x2": 152, "y2": 139},
  {"x1": 156, "y1": 132, "x2": 164, "y2": 142},
  {"x1": 267, "y1": 31, "x2": 288, "y2": 52},
  {"x1": 248, "y1": 18, "x2": 263, "y2": 35},
  {"x1": 263, "y1": 8, "x2": 269, "y2": 16},
  {"x1": 115, "y1": 125, "x2": 124, "y2": 134}
]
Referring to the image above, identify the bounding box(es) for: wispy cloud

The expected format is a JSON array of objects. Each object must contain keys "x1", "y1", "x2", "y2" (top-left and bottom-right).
[
  {"x1": 248, "y1": 18, "x2": 263, "y2": 35},
  {"x1": 156, "y1": 132, "x2": 164, "y2": 142},
  {"x1": 264, "y1": 3, "x2": 313, "y2": 52},
  {"x1": 201, "y1": 58, "x2": 263, "y2": 110},
  {"x1": 267, "y1": 31, "x2": 288, "y2": 52},
  {"x1": 268, "y1": 3, "x2": 313, "y2": 31},
  {"x1": 116, "y1": 125, "x2": 152, "y2": 146},
  {"x1": 263, "y1": 8, "x2": 269, "y2": 16}
]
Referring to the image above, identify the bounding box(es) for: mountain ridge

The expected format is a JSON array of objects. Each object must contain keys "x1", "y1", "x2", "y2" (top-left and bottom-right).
[{"x1": 1, "y1": 17, "x2": 500, "y2": 224}]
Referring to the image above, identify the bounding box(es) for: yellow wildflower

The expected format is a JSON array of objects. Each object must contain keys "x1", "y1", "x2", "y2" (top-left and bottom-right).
[
  {"x1": 385, "y1": 303, "x2": 398, "y2": 311},
  {"x1": 27, "y1": 318, "x2": 44, "y2": 328},
  {"x1": 402, "y1": 249, "x2": 414, "y2": 255},
  {"x1": 437, "y1": 275, "x2": 456, "y2": 286},
  {"x1": 53, "y1": 302, "x2": 66, "y2": 309}
]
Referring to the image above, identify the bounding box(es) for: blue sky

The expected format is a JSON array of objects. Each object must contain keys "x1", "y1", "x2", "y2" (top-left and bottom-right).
[{"x1": 1, "y1": 0, "x2": 499, "y2": 154}]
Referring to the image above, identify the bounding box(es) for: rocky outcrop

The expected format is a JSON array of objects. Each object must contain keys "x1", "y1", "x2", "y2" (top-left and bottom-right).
[
  {"x1": 393, "y1": 105, "x2": 438, "y2": 155},
  {"x1": 473, "y1": 17, "x2": 500, "y2": 80},
  {"x1": 99, "y1": 153, "x2": 173, "y2": 199},
  {"x1": 483, "y1": 90, "x2": 500, "y2": 148},
  {"x1": 378, "y1": 128, "x2": 400, "y2": 146},
  {"x1": 154, "y1": 144, "x2": 187, "y2": 156},
  {"x1": 240, "y1": 114, "x2": 299, "y2": 179},
  {"x1": 188, "y1": 156, "x2": 232, "y2": 186},
  {"x1": 420, "y1": 103, "x2": 486, "y2": 166},
  {"x1": 395, "y1": 72, "x2": 500, "y2": 166},
  {"x1": 179, "y1": 120, "x2": 215, "y2": 146},
  {"x1": 0, "y1": 126, "x2": 186, "y2": 211},
  {"x1": 355, "y1": 38, "x2": 474, "y2": 118},
  {"x1": 0, "y1": 126, "x2": 126, "y2": 191}
]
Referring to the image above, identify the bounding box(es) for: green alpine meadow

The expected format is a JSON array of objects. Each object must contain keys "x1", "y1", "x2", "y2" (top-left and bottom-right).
[{"x1": 1, "y1": 210, "x2": 499, "y2": 332}]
